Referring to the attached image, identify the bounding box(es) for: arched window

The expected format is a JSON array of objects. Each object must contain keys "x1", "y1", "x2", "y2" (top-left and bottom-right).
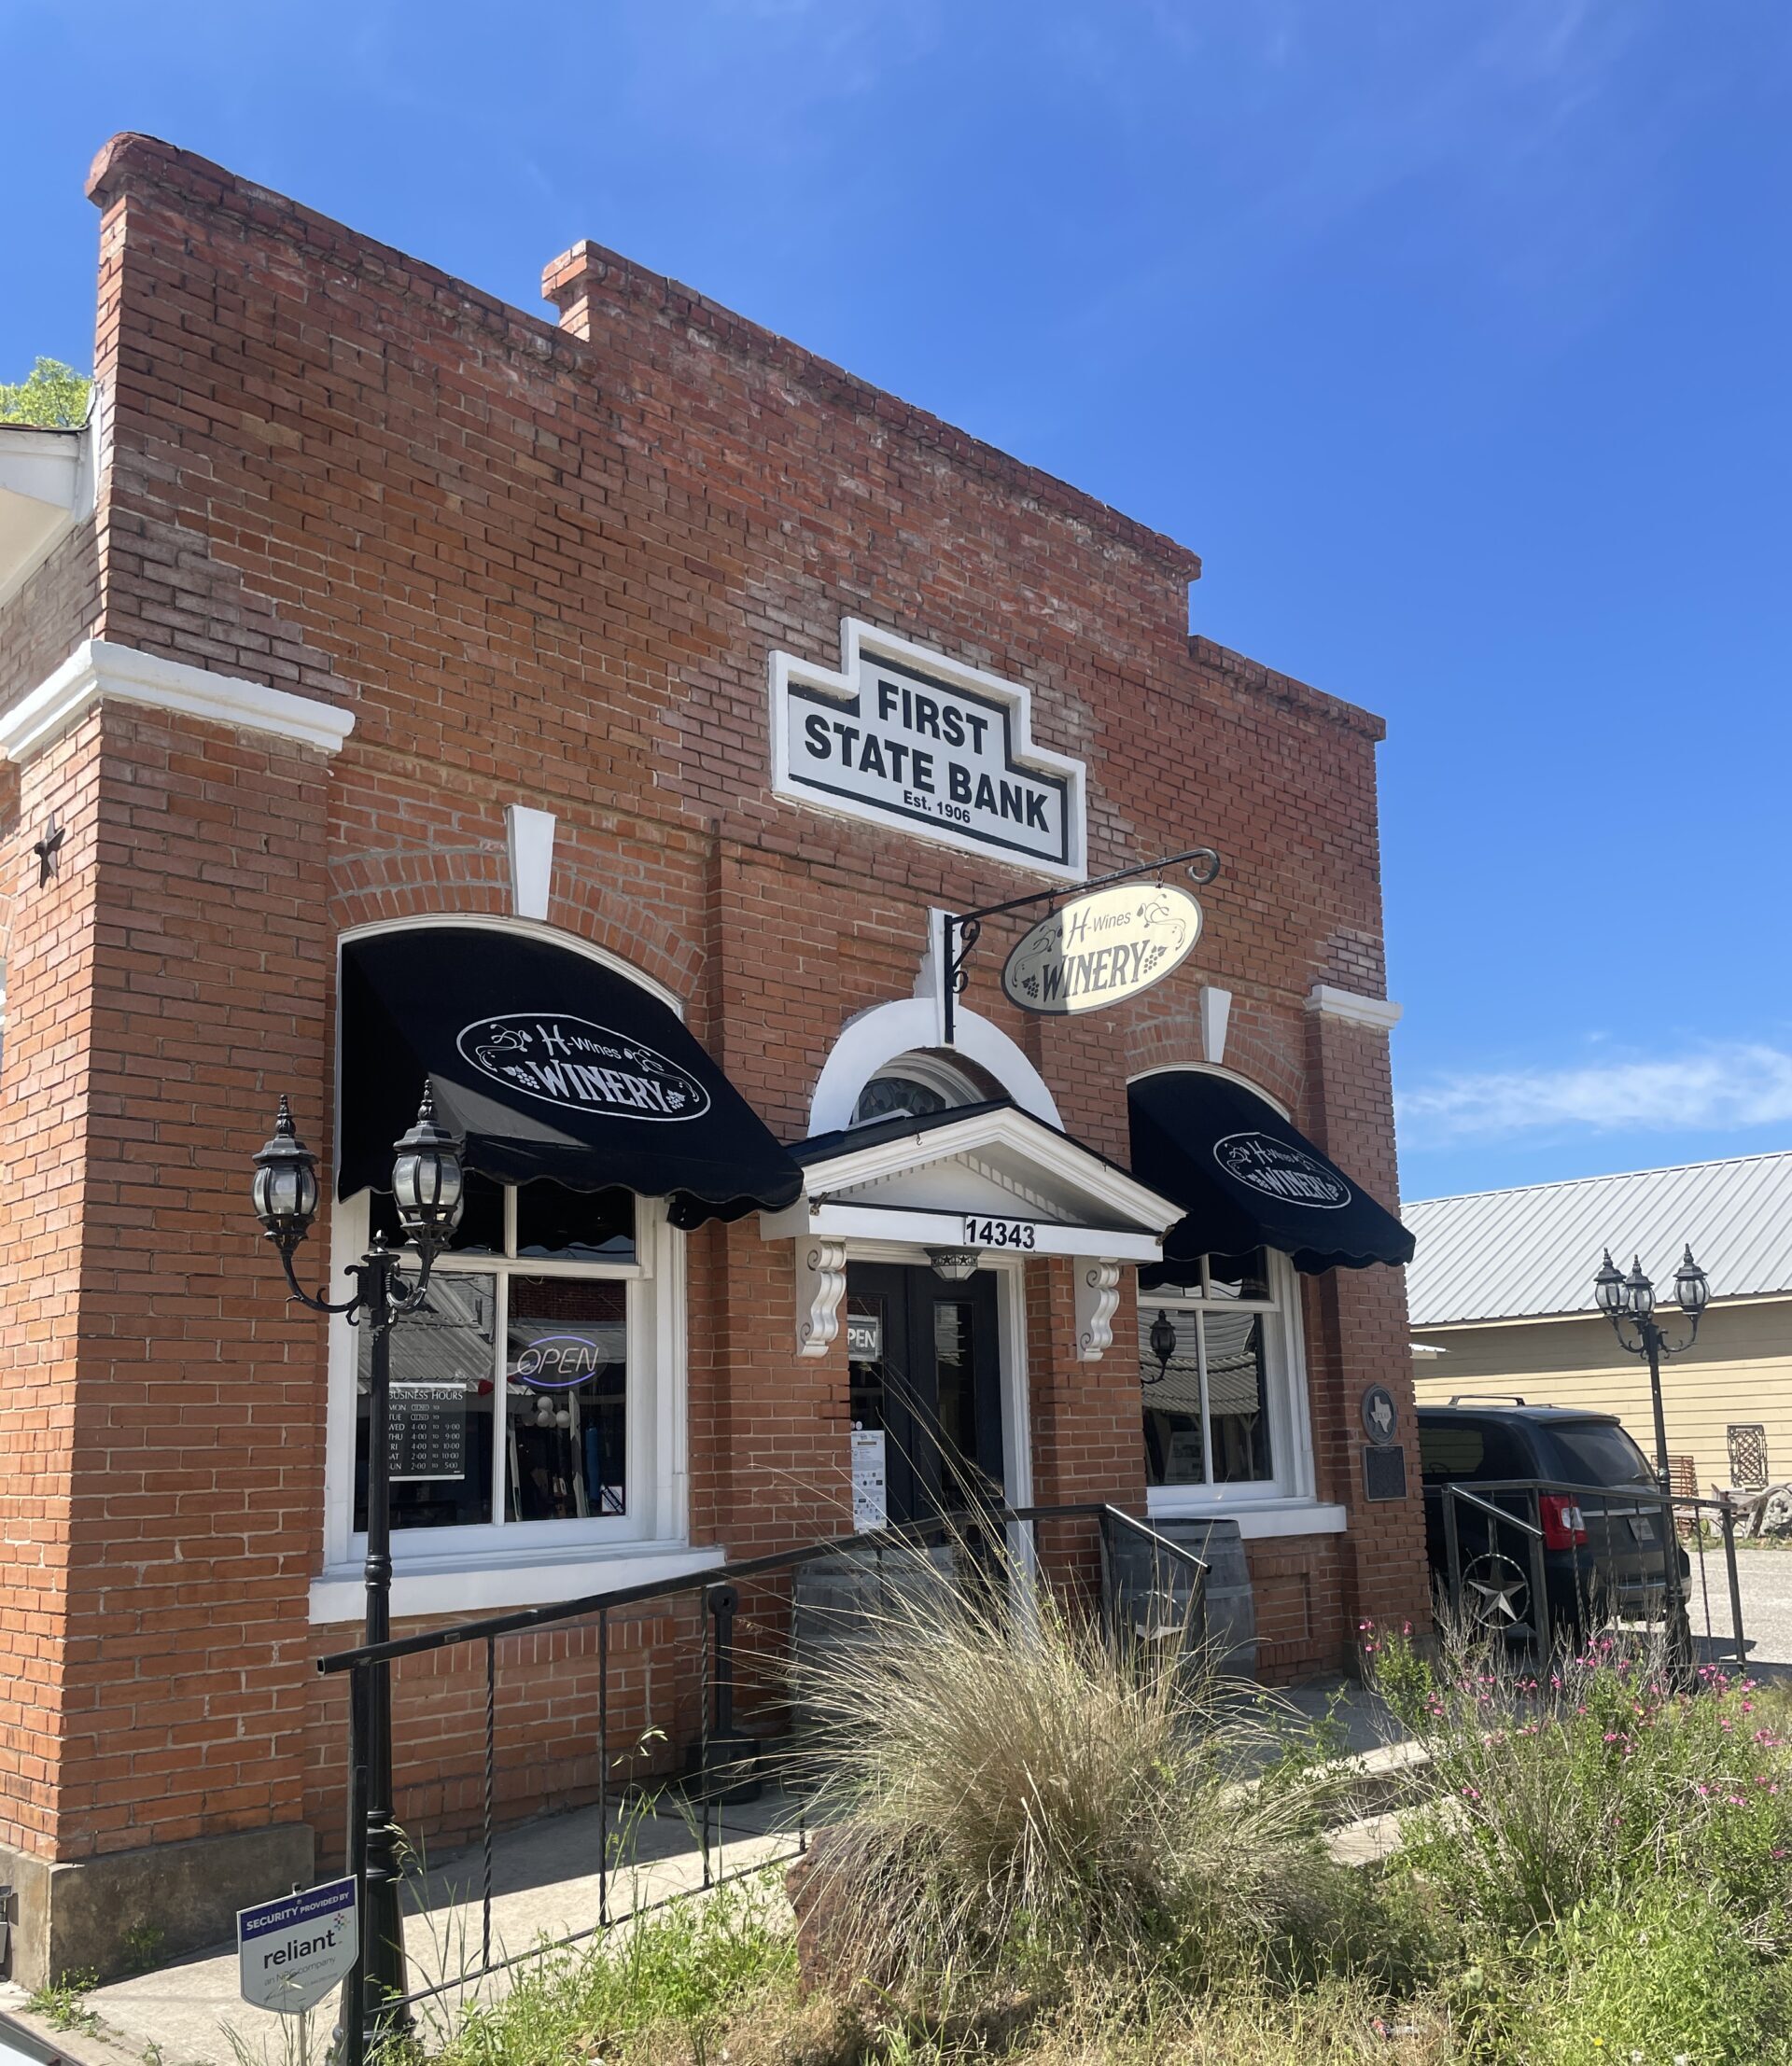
[{"x1": 850, "y1": 1050, "x2": 991, "y2": 1127}]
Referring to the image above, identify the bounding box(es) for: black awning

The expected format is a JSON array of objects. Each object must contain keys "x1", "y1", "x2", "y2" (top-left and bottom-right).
[
  {"x1": 338, "y1": 928, "x2": 802, "y2": 1228},
  {"x1": 1127, "y1": 1071, "x2": 1414, "y2": 1274}
]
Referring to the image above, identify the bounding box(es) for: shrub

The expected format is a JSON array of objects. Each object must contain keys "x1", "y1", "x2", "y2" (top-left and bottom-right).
[
  {"x1": 1365, "y1": 1623, "x2": 1792, "y2": 1947},
  {"x1": 790, "y1": 1531, "x2": 1366, "y2": 2003},
  {"x1": 1487, "y1": 1879, "x2": 1787, "y2": 2066}
]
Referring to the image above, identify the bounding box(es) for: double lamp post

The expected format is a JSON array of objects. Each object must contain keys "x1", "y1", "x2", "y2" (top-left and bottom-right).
[
  {"x1": 1592, "y1": 1243, "x2": 1710, "y2": 1658},
  {"x1": 252, "y1": 1087, "x2": 466, "y2": 2044}
]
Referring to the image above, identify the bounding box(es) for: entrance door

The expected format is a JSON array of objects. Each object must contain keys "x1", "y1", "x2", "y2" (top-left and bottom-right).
[{"x1": 846, "y1": 1263, "x2": 1003, "y2": 1529}]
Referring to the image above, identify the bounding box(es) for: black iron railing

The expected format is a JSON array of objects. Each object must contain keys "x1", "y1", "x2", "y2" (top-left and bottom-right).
[
  {"x1": 1434, "y1": 1475, "x2": 1747, "y2": 1668},
  {"x1": 317, "y1": 1501, "x2": 1207, "y2": 2064}
]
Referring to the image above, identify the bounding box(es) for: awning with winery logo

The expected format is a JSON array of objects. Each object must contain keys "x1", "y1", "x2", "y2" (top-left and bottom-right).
[
  {"x1": 337, "y1": 928, "x2": 803, "y2": 1225},
  {"x1": 1128, "y1": 1071, "x2": 1414, "y2": 1275}
]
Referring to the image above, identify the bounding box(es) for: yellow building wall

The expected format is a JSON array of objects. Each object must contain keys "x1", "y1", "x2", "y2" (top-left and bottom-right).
[{"x1": 1411, "y1": 1298, "x2": 1792, "y2": 1497}]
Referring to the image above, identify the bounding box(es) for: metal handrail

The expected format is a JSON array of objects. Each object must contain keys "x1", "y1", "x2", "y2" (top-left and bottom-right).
[
  {"x1": 316, "y1": 1500, "x2": 1169, "y2": 1675},
  {"x1": 1445, "y1": 1485, "x2": 1545, "y2": 1539}
]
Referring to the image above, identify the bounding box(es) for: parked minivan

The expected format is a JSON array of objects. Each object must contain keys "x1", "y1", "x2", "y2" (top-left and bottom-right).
[{"x1": 1417, "y1": 1399, "x2": 1689, "y2": 1643}]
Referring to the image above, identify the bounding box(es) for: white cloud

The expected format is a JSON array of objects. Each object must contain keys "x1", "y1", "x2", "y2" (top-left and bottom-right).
[{"x1": 1397, "y1": 1043, "x2": 1792, "y2": 1147}]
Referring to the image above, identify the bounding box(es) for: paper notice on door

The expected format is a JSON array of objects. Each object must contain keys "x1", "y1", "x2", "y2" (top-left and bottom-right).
[{"x1": 851, "y1": 1428, "x2": 888, "y2": 1531}]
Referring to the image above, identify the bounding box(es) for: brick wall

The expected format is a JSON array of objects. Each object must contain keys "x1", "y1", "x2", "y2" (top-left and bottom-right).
[{"x1": 0, "y1": 133, "x2": 1425, "y2": 1877}]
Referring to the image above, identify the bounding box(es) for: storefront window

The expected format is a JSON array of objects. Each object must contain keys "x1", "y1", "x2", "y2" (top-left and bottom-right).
[
  {"x1": 351, "y1": 1182, "x2": 642, "y2": 1539},
  {"x1": 1140, "y1": 1250, "x2": 1297, "y2": 1500}
]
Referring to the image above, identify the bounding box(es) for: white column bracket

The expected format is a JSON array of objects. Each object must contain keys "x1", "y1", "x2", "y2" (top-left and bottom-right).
[
  {"x1": 795, "y1": 1238, "x2": 849, "y2": 1358},
  {"x1": 1074, "y1": 1258, "x2": 1123, "y2": 1361}
]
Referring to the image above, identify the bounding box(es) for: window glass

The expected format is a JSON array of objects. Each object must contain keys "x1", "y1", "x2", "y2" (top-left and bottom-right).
[
  {"x1": 1418, "y1": 1418, "x2": 1531, "y2": 1482},
  {"x1": 1203, "y1": 1309, "x2": 1271, "y2": 1482},
  {"x1": 1140, "y1": 1258, "x2": 1284, "y2": 1493},
  {"x1": 371, "y1": 1170, "x2": 505, "y2": 1254},
  {"x1": 1418, "y1": 1423, "x2": 1485, "y2": 1480},
  {"x1": 356, "y1": 1272, "x2": 497, "y2": 1530},
  {"x1": 853, "y1": 1075, "x2": 949, "y2": 1125},
  {"x1": 349, "y1": 1181, "x2": 645, "y2": 1550},
  {"x1": 515, "y1": 1182, "x2": 636, "y2": 1261},
  {"x1": 932, "y1": 1298, "x2": 978, "y2": 1496},
  {"x1": 1140, "y1": 1305, "x2": 1206, "y2": 1487},
  {"x1": 847, "y1": 1293, "x2": 887, "y2": 1432},
  {"x1": 1547, "y1": 1421, "x2": 1654, "y2": 1489},
  {"x1": 505, "y1": 1277, "x2": 627, "y2": 1520},
  {"x1": 1207, "y1": 1250, "x2": 1271, "y2": 1303}
]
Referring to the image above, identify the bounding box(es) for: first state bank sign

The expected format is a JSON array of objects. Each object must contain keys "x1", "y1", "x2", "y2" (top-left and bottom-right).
[{"x1": 769, "y1": 621, "x2": 1088, "y2": 880}]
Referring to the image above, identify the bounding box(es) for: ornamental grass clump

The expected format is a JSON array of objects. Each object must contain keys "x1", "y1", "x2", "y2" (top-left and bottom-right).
[
  {"x1": 1365, "y1": 1620, "x2": 1792, "y2": 1950},
  {"x1": 790, "y1": 1533, "x2": 1362, "y2": 2003}
]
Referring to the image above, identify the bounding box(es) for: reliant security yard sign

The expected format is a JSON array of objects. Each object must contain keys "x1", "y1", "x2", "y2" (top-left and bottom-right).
[
  {"x1": 770, "y1": 620, "x2": 1087, "y2": 879},
  {"x1": 1001, "y1": 884, "x2": 1202, "y2": 1015},
  {"x1": 237, "y1": 1877, "x2": 357, "y2": 2013}
]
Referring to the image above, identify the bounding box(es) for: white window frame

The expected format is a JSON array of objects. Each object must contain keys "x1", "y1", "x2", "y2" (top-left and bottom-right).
[
  {"x1": 314, "y1": 1185, "x2": 705, "y2": 1622},
  {"x1": 1141, "y1": 1249, "x2": 1320, "y2": 1522}
]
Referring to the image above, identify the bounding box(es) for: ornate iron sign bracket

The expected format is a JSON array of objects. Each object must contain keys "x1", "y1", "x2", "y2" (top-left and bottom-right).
[{"x1": 941, "y1": 845, "x2": 1222, "y2": 1045}]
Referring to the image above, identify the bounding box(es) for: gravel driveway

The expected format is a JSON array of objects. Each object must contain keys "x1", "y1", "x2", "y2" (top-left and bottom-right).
[{"x1": 1687, "y1": 1543, "x2": 1792, "y2": 1677}]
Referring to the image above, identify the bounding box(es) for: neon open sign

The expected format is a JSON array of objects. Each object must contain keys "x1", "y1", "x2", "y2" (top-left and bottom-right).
[{"x1": 508, "y1": 1332, "x2": 621, "y2": 1389}]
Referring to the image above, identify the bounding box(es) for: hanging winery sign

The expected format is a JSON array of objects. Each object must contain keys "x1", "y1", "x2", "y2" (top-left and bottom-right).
[
  {"x1": 457, "y1": 1013, "x2": 710, "y2": 1122},
  {"x1": 1001, "y1": 884, "x2": 1202, "y2": 1015},
  {"x1": 770, "y1": 620, "x2": 1087, "y2": 879}
]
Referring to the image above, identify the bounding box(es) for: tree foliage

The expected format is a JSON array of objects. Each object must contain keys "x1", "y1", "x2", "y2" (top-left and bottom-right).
[{"x1": 0, "y1": 358, "x2": 91, "y2": 428}]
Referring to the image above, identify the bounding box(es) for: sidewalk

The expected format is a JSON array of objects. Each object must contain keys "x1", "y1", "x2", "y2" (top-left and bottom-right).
[{"x1": 2, "y1": 1790, "x2": 799, "y2": 2066}]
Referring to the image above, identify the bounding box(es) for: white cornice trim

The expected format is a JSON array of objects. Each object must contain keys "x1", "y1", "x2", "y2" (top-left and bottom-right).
[
  {"x1": 1307, "y1": 984, "x2": 1402, "y2": 1032},
  {"x1": 800, "y1": 1103, "x2": 1182, "y2": 1231},
  {"x1": 0, "y1": 639, "x2": 357, "y2": 762}
]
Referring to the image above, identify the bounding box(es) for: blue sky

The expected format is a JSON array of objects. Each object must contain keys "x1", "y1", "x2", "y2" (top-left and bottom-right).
[{"x1": 5, "y1": 0, "x2": 1788, "y2": 1204}]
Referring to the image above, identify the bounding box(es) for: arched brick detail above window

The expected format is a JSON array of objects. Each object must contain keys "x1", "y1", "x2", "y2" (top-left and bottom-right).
[
  {"x1": 328, "y1": 847, "x2": 703, "y2": 1005},
  {"x1": 1123, "y1": 998, "x2": 1304, "y2": 1115}
]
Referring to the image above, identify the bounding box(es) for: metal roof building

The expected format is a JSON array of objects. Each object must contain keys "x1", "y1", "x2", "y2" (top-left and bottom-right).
[{"x1": 1405, "y1": 1151, "x2": 1792, "y2": 1329}]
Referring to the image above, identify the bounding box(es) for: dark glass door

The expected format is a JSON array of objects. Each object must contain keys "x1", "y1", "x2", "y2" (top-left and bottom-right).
[{"x1": 846, "y1": 1263, "x2": 1003, "y2": 1528}]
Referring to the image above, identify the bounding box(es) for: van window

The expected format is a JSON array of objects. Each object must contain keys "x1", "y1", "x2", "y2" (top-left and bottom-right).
[
  {"x1": 1418, "y1": 1419, "x2": 1531, "y2": 1482},
  {"x1": 1547, "y1": 1421, "x2": 1655, "y2": 1488}
]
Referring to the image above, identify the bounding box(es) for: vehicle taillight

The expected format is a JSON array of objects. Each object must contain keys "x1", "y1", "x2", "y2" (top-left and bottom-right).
[{"x1": 1540, "y1": 1493, "x2": 1588, "y2": 1550}]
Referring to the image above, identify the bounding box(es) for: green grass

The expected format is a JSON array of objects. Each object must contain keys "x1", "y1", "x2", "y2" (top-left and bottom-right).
[
  {"x1": 26, "y1": 1970, "x2": 101, "y2": 2034},
  {"x1": 413, "y1": 1598, "x2": 1792, "y2": 2066},
  {"x1": 428, "y1": 1873, "x2": 793, "y2": 2066}
]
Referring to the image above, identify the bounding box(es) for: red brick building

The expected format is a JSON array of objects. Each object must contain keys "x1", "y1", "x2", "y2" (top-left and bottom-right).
[{"x1": 0, "y1": 135, "x2": 1424, "y2": 1981}]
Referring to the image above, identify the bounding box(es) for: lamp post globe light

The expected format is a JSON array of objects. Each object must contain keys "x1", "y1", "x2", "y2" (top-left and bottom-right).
[
  {"x1": 253, "y1": 1086, "x2": 465, "y2": 2048},
  {"x1": 1592, "y1": 1243, "x2": 1710, "y2": 1670}
]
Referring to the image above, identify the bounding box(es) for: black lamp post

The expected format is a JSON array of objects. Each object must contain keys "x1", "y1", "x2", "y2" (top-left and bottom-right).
[
  {"x1": 1593, "y1": 1242, "x2": 1710, "y2": 1666},
  {"x1": 253, "y1": 1088, "x2": 464, "y2": 2046}
]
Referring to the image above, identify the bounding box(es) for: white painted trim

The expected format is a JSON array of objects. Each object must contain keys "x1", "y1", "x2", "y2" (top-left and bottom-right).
[
  {"x1": 0, "y1": 638, "x2": 356, "y2": 762},
  {"x1": 320, "y1": 1187, "x2": 688, "y2": 1585},
  {"x1": 992, "y1": 1256, "x2": 1036, "y2": 1512},
  {"x1": 1140, "y1": 1249, "x2": 1316, "y2": 1504},
  {"x1": 309, "y1": 1544, "x2": 724, "y2": 1625},
  {"x1": 781, "y1": 1101, "x2": 1183, "y2": 1233},
  {"x1": 1143, "y1": 1494, "x2": 1349, "y2": 1541},
  {"x1": 768, "y1": 1201, "x2": 1164, "y2": 1263},
  {"x1": 1306, "y1": 984, "x2": 1402, "y2": 1032},
  {"x1": 1127, "y1": 1059, "x2": 1293, "y2": 1122},
  {"x1": 0, "y1": 400, "x2": 100, "y2": 610},
  {"x1": 1198, "y1": 986, "x2": 1231, "y2": 1067},
  {"x1": 506, "y1": 804, "x2": 556, "y2": 921},
  {"x1": 808, "y1": 995, "x2": 1061, "y2": 1134},
  {"x1": 1073, "y1": 1258, "x2": 1123, "y2": 1361},
  {"x1": 338, "y1": 913, "x2": 685, "y2": 1018},
  {"x1": 768, "y1": 617, "x2": 1088, "y2": 881}
]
